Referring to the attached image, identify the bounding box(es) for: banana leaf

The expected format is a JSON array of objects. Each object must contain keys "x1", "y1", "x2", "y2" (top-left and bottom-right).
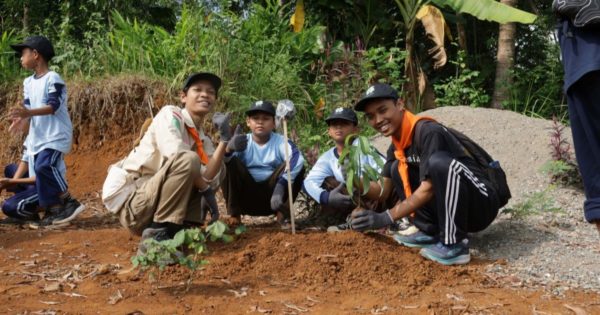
[{"x1": 431, "y1": 0, "x2": 536, "y2": 24}]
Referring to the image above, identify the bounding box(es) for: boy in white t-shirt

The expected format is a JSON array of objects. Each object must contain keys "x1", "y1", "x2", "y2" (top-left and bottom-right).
[{"x1": 9, "y1": 36, "x2": 84, "y2": 226}]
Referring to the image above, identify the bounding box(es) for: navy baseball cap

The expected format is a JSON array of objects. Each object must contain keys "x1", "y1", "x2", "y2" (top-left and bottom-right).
[
  {"x1": 246, "y1": 100, "x2": 276, "y2": 116},
  {"x1": 182, "y1": 72, "x2": 222, "y2": 92},
  {"x1": 354, "y1": 83, "x2": 399, "y2": 111},
  {"x1": 10, "y1": 35, "x2": 55, "y2": 61},
  {"x1": 325, "y1": 107, "x2": 358, "y2": 125}
]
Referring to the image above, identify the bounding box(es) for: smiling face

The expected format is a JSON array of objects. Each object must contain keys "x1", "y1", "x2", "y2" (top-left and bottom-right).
[
  {"x1": 246, "y1": 112, "x2": 275, "y2": 142},
  {"x1": 327, "y1": 119, "x2": 358, "y2": 144},
  {"x1": 180, "y1": 80, "x2": 217, "y2": 117},
  {"x1": 363, "y1": 98, "x2": 404, "y2": 137}
]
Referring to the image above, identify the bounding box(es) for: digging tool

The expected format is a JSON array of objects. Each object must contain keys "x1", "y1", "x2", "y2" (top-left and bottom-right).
[{"x1": 276, "y1": 99, "x2": 297, "y2": 234}]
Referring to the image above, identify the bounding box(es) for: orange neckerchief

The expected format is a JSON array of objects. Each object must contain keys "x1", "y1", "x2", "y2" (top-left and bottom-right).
[
  {"x1": 391, "y1": 110, "x2": 435, "y2": 199},
  {"x1": 185, "y1": 126, "x2": 209, "y2": 165}
]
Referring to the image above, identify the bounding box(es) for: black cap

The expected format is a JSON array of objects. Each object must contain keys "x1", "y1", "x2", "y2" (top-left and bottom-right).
[
  {"x1": 325, "y1": 107, "x2": 358, "y2": 125},
  {"x1": 354, "y1": 83, "x2": 399, "y2": 111},
  {"x1": 10, "y1": 35, "x2": 55, "y2": 61},
  {"x1": 182, "y1": 72, "x2": 222, "y2": 92},
  {"x1": 246, "y1": 100, "x2": 276, "y2": 116}
]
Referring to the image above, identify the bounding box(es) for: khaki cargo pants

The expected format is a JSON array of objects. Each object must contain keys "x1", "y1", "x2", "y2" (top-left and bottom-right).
[{"x1": 117, "y1": 151, "x2": 225, "y2": 235}]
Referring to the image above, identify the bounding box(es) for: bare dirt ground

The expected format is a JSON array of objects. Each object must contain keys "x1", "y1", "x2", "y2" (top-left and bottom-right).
[{"x1": 1, "y1": 106, "x2": 599, "y2": 314}]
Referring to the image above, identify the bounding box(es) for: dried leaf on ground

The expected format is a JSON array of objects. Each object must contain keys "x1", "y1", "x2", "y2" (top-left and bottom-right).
[
  {"x1": 564, "y1": 304, "x2": 588, "y2": 315},
  {"x1": 226, "y1": 289, "x2": 247, "y2": 298},
  {"x1": 371, "y1": 305, "x2": 389, "y2": 314},
  {"x1": 43, "y1": 282, "x2": 62, "y2": 293},
  {"x1": 250, "y1": 305, "x2": 272, "y2": 313},
  {"x1": 283, "y1": 302, "x2": 308, "y2": 313},
  {"x1": 39, "y1": 301, "x2": 60, "y2": 305},
  {"x1": 108, "y1": 289, "x2": 124, "y2": 305},
  {"x1": 306, "y1": 296, "x2": 320, "y2": 303},
  {"x1": 446, "y1": 293, "x2": 465, "y2": 301}
]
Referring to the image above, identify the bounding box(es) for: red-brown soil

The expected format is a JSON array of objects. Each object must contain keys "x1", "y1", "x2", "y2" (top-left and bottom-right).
[{"x1": 1, "y1": 114, "x2": 599, "y2": 314}]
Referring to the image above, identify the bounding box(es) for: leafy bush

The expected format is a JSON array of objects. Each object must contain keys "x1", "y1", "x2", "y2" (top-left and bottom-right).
[
  {"x1": 434, "y1": 50, "x2": 490, "y2": 107},
  {"x1": 506, "y1": 42, "x2": 566, "y2": 121},
  {"x1": 0, "y1": 31, "x2": 26, "y2": 84}
]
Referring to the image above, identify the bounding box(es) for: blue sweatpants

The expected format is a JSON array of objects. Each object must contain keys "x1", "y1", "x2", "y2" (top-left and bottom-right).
[
  {"x1": 567, "y1": 70, "x2": 600, "y2": 222},
  {"x1": 34, "y1": 149, "x2": 68, "y2": 208},
  {"x1": 2, "y1": 164, "x2": 39, "y2": 219}
]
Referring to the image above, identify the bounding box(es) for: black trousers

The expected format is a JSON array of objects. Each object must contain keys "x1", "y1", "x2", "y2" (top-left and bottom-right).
[
  {"x1": 222, "y1": 157, "x2": 305, "y2": 217},
  {"x1": 391, "y1": 151, "x2": 499, "y2": 245}
]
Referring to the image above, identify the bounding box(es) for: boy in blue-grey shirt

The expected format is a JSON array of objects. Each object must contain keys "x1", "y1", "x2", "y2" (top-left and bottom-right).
[
  {"x1": 221, "y1": 100, "x2": 305, "y2": 228},
  {"x1": 9, "y1": 35, "x2": 84, "y2": 226},
  {"x1": 303, "y1": 107, "x2": 391, "y2": 231}
]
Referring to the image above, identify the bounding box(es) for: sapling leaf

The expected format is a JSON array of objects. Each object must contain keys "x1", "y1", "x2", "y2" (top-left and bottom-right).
[
  {"x1": 234, "y1": 225, "x2": 247, "y2": 235},
  {"x1": 359, "y1": 136, "x2": 370, "y2": 154},
  {"x1": 346, "y1": 172, "x2": 354, "y2": 196},
  {"x1": 361, "y1": 174, "x2": 370, "y2": 196},
  {"x1": 172, "y1": 230, "x2": 185, "y2": 247},
  {"x1": 207, "y1": 220, "x2": 228, "y2": 238},
  {"x1": 222, "y1": 234, "x2": 234, "y2": 243}
]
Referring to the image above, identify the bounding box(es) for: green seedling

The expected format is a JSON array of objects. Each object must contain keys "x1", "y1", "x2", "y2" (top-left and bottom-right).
[
  {"x1": 131, "y1": 221, "x2": 246, "y2": 291},
  {"x1": 503, "y1": 188, "x2": 563, "y2": 220},
  {"x1": 337, "y1": 134, "x2": 385, "y2": 209}
]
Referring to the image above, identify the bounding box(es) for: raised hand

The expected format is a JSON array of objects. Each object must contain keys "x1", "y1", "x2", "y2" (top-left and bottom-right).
[
  {"x1": 226, "y1": 125, "x2": 248, "y2": 153},
  {"x1": 212, "y1": 112, "x2": 232, "y2": 142}
]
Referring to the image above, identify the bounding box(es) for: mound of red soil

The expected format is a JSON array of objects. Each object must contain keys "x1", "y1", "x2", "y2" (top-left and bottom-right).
[{"x1": 209, "y1": 230, "x2": 484, "y2": 293}]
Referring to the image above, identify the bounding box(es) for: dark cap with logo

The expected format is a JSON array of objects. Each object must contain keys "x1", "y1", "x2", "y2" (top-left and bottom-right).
[
  {"x1": 10, "y1": 35, "x2": 55, "y2": 62},
  {"x1": 325, "y1": 107, "x2": 358, "y2": 125},
  {"x1": 354, "y1": 83, "x2": 399, "y2": 111},
  {"x1": 182, "y1": 72, "x2": 222, "y2": 92},
  {"x1": 246, "y1": 100, "x2": 276, "y2": 116}
]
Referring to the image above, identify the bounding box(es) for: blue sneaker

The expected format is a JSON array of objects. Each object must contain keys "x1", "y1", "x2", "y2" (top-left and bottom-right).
[
  {"x1": 393, "y1": 230, "x2": 437, "y2": 248},
  {"x1": 420, "y1": 240, "x2": 470, "y2": 265}
]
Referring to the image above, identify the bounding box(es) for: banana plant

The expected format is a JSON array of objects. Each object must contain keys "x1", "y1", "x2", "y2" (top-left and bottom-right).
[{"x1": 394, "y1": 0, "x2": 537, "y2": 110}]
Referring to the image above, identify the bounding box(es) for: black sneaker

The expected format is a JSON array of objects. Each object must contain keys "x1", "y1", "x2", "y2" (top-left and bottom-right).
[
  {"x1": 52, "y1": 197, "x2": 86, "y2": 224},
  {"x1": 137, "y1": 227, "x2": 171, "y2": 256},
  {"x1": 137, "y1": 227, "x2": 184, "y2": 265},
  {"x1": 39, "y1": 207, "x2": 63, "y2": 226}
]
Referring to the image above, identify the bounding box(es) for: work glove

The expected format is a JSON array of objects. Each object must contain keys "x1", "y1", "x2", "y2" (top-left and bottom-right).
[
  {"x1": 326, "y1": 183, "x2": 354, "y2": 209},
  {"x1": 226, "y1": 125, "x2": 248, "y2": 152},
  {"x1": 212, "y1": 112, "x2": 233, "y2": 142},
  {"x1": 199, "y1": 187, "x2": 220, "y2": 224},
  {"x1": 270, "y1": 182, "x2": 287, "y2": 212},
  {"x1": 350, "y1": 209, "x2": 394, "y2": 231}
]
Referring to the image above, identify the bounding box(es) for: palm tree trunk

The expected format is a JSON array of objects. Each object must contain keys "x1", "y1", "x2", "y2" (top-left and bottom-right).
[
  {"x1": 456, "y1": 14, "x2": 467, "y2": 52},
  {"x1": 492, "y1": 0, "x2": 518, "y2": 109},
  {"x1": 23, "y1": 1, "x2": 30, "y2": 33}
]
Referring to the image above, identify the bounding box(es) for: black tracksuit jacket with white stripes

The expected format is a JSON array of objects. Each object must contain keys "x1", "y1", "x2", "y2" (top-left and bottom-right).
[{"x1": 383, "y1": 121, "x2": 500, "y2": 244}]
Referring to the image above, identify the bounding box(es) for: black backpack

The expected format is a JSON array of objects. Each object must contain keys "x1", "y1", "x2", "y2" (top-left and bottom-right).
[{"x1": 415, "y1": 121, "x2": 512, "y2": 208}]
